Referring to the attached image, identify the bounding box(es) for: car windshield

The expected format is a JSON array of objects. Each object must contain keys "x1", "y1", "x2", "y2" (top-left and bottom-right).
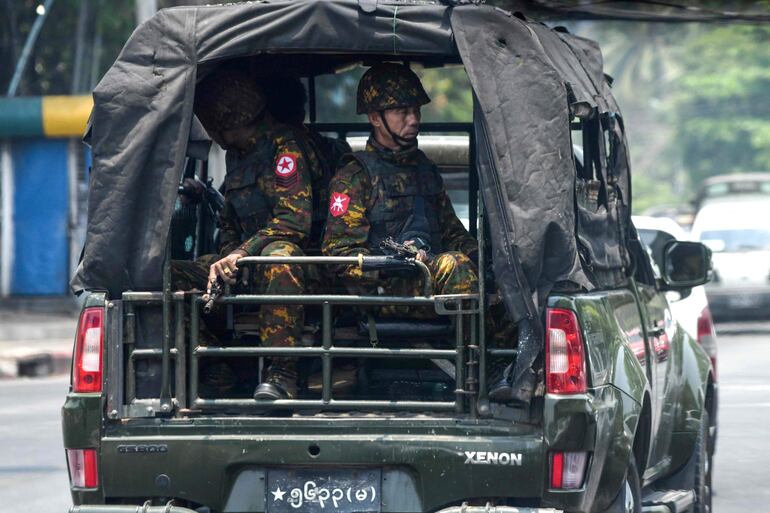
[{"x1": 699, "y1": 229, "x2": 770, "y2": 252}]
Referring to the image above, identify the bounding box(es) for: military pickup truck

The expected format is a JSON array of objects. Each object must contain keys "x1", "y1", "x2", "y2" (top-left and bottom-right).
[{"x1": 63, "y1": 2, "x2": 716, "y2": 513}]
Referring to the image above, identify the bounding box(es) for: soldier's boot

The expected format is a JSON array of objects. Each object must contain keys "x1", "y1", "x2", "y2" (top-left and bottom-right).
[
  {"x1": 254, "y1": 361, "x2": 298, "y2": 400},
  {"x1": 253, "y1": 241, "x2": 304, "y2": 401}
]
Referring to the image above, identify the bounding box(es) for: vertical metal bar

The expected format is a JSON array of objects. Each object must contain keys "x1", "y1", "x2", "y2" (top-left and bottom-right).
[
  {"x1": 174, "y1": 297, "x2": 187, "y2": 411},
  {"x1": 467, "y1": 299, "x2": 478, "y2": 419},
  {"x1": 455, "y1": 304, "x2": 465, "y2": 413},
  {"x1": 321, "y1": 301, "x2": 332, "y2": 404},
  {"x1": 160, "y1": 241, "x2": 173, "y2": 413},
  {"x1": 105, "y1": 300, "x2": 124, "y2": 420},
  {"x1": 468, "y1": 125, "x2": 478, "y2": 239},
  {"x1": 477, "y1": 191, "x2": 490, "y2": 415},
  {"x1": 189, "y1": 295, "x2": 200, "y2": 404},
  {"x1": 308, "y1": 76, "x2": 317, "y2": 124},
  {"x1": 125, "y1": 302, "x2": 136, "y2": 404}
]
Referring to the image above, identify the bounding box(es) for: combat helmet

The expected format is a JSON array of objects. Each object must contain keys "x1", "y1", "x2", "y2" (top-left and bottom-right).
[
  {"x1": 356, "y1": 63, "x2": 431, "y2": 115},
  {"x1": 194, "y1": 66, "x2": 267, "y2": 132}
]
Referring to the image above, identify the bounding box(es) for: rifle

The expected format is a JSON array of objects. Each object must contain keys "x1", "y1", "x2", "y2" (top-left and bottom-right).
[
  {"x1": 178, "y1": 177, "x2": 225, "y2": 227},
  {"x1": 379, "y1": 236, "x2": 432, "y2": 259},
  {"x1": 203, "y1": 276, "x2": 225, "y2": 314}
]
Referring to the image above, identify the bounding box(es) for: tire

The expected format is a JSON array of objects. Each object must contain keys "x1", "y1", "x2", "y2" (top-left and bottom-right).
[
  {"x1": 693, "y1": 410, "x2": 713, "y2": 513},
  {"x1": 601, "y1": 453, "x2": 642, "y2": 513}
]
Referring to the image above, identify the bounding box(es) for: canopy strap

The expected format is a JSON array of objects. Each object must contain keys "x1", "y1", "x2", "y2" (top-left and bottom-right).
[{"x1": 392, "y1": 6, "x2": 399, "y2": 54}]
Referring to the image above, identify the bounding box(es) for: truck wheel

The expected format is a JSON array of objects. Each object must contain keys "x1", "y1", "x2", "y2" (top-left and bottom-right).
[
  {"x1": 601, "y1": 453, "x2": 641, "y2": 513},
  {"x1": 693, "y1": 410, "x2": 712, "y2": 513}
]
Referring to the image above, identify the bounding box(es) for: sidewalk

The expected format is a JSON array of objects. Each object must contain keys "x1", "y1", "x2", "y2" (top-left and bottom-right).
[{"x1": 0, "y1": 297, "x2": 79, "y2": 379}]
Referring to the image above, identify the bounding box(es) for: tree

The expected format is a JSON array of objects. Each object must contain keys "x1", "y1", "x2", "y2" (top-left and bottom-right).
[
  {"x1": 1, "y1": 0, "x2": 207, "y2": 96},
  {"x1": 672, "y1": 23, "x2": 770, "y2": 185}
]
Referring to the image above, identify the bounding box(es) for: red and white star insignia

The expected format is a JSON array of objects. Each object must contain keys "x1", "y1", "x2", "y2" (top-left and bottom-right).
[
  {"x1": 329, "y1": 192, "x2": 351, "y2": 217},
  {"x1": 274, "y1": 153, "x2": 299, "y2": 189},
  {"x1": 275, "y1": 154, "x2": 297, "y2": 177}
]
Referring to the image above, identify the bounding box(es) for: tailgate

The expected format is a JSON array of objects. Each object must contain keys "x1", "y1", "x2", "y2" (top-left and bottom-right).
[{"x1": 98, "y1": 421, "x2": 545, "y2": 513}]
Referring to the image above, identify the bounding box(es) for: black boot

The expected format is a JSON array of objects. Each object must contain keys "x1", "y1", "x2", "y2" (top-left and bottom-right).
[{"x1": 254, "y1": 365, "x2": 298, "y2": 400}]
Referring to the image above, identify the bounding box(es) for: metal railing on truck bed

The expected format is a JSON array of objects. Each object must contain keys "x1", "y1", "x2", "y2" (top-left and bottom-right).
[
  {"x1": 105, "y1": 208, "x2": 519, "y2": 420},
  {"x1": 104, "y1": 122, "x2": 519, "y2": 420}
]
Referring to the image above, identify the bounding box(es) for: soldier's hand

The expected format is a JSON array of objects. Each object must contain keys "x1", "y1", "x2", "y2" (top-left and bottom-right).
[
  {"x1": 403, "y1": 239, "x2": 430, "y2": 263},
  {"x1": 208, "y1": 251, "x2": 246, "y2": 288}
]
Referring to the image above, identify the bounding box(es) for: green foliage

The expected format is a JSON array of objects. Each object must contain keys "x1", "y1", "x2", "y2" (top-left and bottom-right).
[
  {"x1": 416, "y1": 66, "x2": 473, "y2": 122},
  {"x1": 672, "y1": 24, "x2": 770, "y2": 185}
]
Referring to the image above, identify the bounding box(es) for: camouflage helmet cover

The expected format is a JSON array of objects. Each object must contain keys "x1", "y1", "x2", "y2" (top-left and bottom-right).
[
  {"x1": 356, "y1": 63, "x2": 431, "y2": 115},
  {"x1": 194, "y1": 67, "x2": 267, "y2": 132}
]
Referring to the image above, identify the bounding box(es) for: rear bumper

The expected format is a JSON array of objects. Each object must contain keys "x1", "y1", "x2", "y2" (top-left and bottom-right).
[
  {"x1": 70, "y1": 504, "x2": 563, "y2": 513},
  {"x1": 71, "y1": 507, "x2": 198, "y2": 513},
  {"x1": 435, "y1": 507, "x2": 560, "y2": 513}
]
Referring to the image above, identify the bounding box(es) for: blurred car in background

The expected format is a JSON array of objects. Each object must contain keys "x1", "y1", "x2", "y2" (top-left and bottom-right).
[
  {"x1": 634, "y1": 216, "x2": 718, "y2": 379},
  {"x1": 693, "y1": 172, "x2": 770, "y2": 213},
  {"x1": 691, "y1": 199, "x2": 770, "y2": 321}
]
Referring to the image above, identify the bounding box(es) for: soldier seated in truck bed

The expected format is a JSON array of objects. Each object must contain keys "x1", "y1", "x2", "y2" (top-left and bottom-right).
[{"x1": 172, "y1": 65, "x2": 328, "y2": 401}]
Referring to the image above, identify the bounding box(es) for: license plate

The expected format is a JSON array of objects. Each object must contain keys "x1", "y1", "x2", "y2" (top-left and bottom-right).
[{"x1": 266, "y1": 468, "x2": 381, "y2": 513}]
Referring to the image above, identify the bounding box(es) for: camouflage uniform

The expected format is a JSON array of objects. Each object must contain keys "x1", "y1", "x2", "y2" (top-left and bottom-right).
[
  {"x1": 172, "y1": 68, "x2": 325, "y2": 397},
  {"x1": 322, "y1": 137, "x2": 479, "y2": 313},
  {"x1": 173, "y1": 124, "x2": 322, "y2": 373}
]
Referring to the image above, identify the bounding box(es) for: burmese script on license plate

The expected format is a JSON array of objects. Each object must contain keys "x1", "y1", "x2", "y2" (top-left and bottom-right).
[{"x1": 266, "y1": 468, "x2": 382, "y2": 513}]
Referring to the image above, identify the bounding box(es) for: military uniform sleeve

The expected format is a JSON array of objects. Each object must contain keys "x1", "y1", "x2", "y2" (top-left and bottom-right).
[
  {"x1": 438, "y1": 191, "x2": 478, "y2": 256},
  {"x1": 217, "y1": 199, "x2": 243, "y2": 257},
  {"x1": 321, "y1": 161, "x2": 378, "y2": 290},
  {"x1": 238, "y1": 141, "x2": 313, "y2": 256}
]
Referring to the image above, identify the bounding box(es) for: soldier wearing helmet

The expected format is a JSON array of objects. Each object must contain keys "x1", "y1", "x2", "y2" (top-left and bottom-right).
[
  {"x1": 173, "y1": 65, "x2": 325, "y2": 400},
  {"x1": 322, "y1": 63, "x2": 479, "y2": 308}
]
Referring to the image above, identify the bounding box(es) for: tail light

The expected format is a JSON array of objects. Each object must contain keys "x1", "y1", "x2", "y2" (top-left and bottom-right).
[
  {"x1": 66, "y1": 449, "x2": 99, "y2": 488},
  {"x1": 550, "y1": 451, "x2": 588, "y2": 489},
  {"x1": 697, "y1": 306, "x2": 717, "y2": 380},
  {"x1": 73, "y1": 307, "x2": 104, "y2": 393},
  {"x1": 546, "y1": 308, "x2": 587, "y2": 394}
]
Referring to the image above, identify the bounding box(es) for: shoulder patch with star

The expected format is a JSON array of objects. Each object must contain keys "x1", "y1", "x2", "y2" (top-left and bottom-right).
[{"x1": 274, "y1": 151, "x2": 300, "y2": 188}]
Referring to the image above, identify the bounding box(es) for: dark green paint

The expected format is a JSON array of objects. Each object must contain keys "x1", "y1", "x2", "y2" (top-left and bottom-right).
[{"x1": 61, "y1": 279, "x2": 713, "y2": 512}]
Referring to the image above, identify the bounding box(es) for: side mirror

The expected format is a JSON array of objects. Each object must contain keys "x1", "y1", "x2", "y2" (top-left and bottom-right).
[{"x1": 661, "y1": 241, "x2": 712, "y2": 290}]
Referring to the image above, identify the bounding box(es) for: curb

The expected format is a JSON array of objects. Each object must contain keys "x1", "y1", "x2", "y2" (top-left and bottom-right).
[{"x1": 0, "y1": 348, "x2": 71, "y2": 379}]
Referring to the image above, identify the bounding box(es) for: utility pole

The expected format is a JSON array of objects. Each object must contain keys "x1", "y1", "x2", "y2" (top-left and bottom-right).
[
  {"x1": 6, "y1": 0, "x2": 55, "y2": 97},
  {"x1": 135, "y1": 0, "x2": 158, "y2": 25}
]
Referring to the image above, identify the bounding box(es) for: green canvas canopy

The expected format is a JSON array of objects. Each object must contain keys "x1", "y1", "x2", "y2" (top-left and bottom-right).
[{"x1": 73, "y1": 0, "x2": 632, "y2": 325}]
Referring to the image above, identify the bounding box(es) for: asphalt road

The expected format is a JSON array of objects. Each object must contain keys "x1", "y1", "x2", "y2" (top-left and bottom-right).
[
  {"x1": 0, "y1": 375, "x2": 71, "y2": 512},
  {"x1": 712, "y1": 322, "x2": 770, "y2": 512},
  {"x1": 1, "y1": 323, "x2": 769, "y2": 513}
]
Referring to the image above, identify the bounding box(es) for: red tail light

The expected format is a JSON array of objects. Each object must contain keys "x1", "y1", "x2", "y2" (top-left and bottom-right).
[
  {"x1": 550, "y1": 451, "x2": 588, "y2": 489},
  {"x1": 546, "y1": 308, "x2": 587, "y2": 394},
  {"x1": 550, "y1": 452, "x2": 564, "y2": 488},
  {"x1": 73, "y1": 307, "x2": 104, "y2": 393},
  {"x1": 697, "y1": 306, "x2": 717, "y2": 379},
  {"x1": 66, "y1": 448, "x2": 99, "y2": 488}
]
